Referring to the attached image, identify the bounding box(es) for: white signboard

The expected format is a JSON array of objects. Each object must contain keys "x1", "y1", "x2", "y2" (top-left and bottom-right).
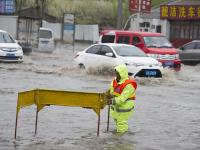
[{"x1": 63, "y1": 13, "x2": 75, "y2": 44}]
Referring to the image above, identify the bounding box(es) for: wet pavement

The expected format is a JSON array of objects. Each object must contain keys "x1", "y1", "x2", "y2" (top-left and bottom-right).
[{"x1": 0, "y1": 43, "x2": 200, "y2": 150}]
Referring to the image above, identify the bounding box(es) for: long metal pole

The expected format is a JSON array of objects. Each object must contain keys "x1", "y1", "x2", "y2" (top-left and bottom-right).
[
  {"x1": 107, "y1": 104, "x2": 110, "y2": 131},
  {"x1": 97, "y1": 113, "x2": 100, "y2": 136},
  {"x1": 34, "y1": 109, "x2": 39, "y2": 136},
  {"x1": 14, "y1": 112, "x2": 18, "y2": 139}
]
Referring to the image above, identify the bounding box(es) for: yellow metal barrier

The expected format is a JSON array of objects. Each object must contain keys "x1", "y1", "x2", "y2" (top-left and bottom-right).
[{"x1": 14, "y1": 89, "x2": 110, "y2": 139}]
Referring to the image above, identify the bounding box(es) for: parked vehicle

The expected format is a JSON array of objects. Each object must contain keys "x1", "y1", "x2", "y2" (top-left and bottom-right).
[
  {"x1": 74, "y1": 43, "x2": 163, "y2": 77},
  {"x1": 99, "y1": 30, "x2": 181, "y2": 71},
  {"x1": 179, "y1": 40, "x2": 200, "y2": 65},
  {"x1": 0, "y1": 30, "x2": 23, "y2": 62},
  {"x1": 35, "y1": 28, "x2": 55, "y2": 53}
]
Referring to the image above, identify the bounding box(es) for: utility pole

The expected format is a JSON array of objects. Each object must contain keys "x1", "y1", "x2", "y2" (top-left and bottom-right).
[
  {"x1": 117, "y1": 0, "x2": 123, "y2": 29},
  {"x1": 36, "y1": 0, "x2": 39, "y2": 7},
  {"x1": 137, "y1": 0, "x2": 141, "y2": 30}
]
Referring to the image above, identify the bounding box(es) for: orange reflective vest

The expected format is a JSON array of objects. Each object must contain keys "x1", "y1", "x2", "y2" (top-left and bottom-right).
[{"x1": 112, "y1": 78, "x2": 137, "y2": 100}]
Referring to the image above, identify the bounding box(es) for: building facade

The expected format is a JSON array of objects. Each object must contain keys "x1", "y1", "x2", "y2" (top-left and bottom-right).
[{"x1": 130, "y1": 1, "x2": 200, "y2": 48}]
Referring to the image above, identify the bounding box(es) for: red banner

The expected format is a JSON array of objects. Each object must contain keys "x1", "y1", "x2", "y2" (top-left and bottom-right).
[
  {"x1": 160, "y1": 5, "x2": 200, "y2": 20},
  {"x1": 129, "y1": 0, "x2": 151, "y2": 14},
  {"x1": 140, "y1": 0, "x2": 151, "y2": 13},
  {"x1": 129, "y1": 0, "x2": 139, "y2": 13}
]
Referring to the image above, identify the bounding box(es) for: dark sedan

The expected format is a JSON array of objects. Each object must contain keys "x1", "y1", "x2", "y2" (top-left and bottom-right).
[{"x1": 179, "y1": 40, "x2": 200, "y2": 65}]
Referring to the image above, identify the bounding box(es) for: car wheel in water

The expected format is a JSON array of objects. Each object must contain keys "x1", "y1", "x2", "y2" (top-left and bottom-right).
[{"x1": 79, "y1": 64, "x2": 85, "y2": 69}]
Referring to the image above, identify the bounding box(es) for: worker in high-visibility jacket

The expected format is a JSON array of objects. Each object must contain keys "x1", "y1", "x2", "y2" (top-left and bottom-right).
[{"x1": 108, "y1": 64, "x2": 137, "y2": 133}]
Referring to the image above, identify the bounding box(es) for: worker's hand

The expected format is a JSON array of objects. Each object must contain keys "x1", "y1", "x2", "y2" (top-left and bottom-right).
[
  {"x1": 107, "y1": 98, "x2": 115, "y2": 105},
  {"x1": 104, "y1": 91, "x2": 114, "y2": 105},
  {"x1": 107, "y1": 99, "x2": 112, "y2": 105},
  {"x1": 105, "y1": 92, "x2": 114, "y2": 99}
]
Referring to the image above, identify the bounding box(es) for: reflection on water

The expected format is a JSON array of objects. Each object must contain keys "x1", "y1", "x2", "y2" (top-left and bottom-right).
[{"x1": 0, "y1": 44, "x2": 200, "y2": 150}]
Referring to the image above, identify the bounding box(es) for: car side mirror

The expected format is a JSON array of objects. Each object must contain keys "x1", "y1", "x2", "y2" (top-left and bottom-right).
[
  {"x1": 15, "y1": 40, "x2": 18, "y2": 43},
  {"x1": 105, "y1": 52, "x2": 114, "y2": 57},
  {"x1": 180, "y1": 46, "x2": 184, "y2": 50}
]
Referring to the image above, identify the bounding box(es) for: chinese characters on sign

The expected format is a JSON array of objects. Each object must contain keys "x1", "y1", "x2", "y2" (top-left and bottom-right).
[
  {"x1": 129, "y1": 0, "x2": 139, "y2": 13},
  {"x1": 160, "y1": 5, "x2": 200, "y2": 20},
  {"x1": 129, "y1": 0, "x2": 151, "y2": 14},
  {"x1": 141, "y1": 0, "x2": 151, "y2": 13},
  {"x1": 0, "y1": 0, "x2": 15, "y2": 14}
]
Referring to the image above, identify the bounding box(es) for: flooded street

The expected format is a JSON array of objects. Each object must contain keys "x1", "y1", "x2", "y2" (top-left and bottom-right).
[{"x1": 0, "y1": 43, "x2": 200, "y2": 150}]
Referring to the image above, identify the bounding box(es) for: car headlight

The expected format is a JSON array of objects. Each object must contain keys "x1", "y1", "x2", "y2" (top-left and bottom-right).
[
  {"x1": 153, "y1": 62, "x2": 162, "y2": 67},
  {"x1": 147, "y1": 54, "x2": 159, "y2": 59},
  {"x1": 158, "y1": 62, "x2": 162, "y2": 67},
  {"x1": 175, "y1": 54, "x2": 179, "y2": 59},
  {"x1": 17, "y1": 47, "x2": 23, "y2": 51},
  {"x1": 125, "y1": 62, "x2": 144, "y2": 66}
]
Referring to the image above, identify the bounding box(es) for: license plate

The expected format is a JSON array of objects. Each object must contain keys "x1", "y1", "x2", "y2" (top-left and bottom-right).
[
  {"x1": 164, "y1": 61, "x2": 174, "y2": 66},
  {"x1": 145, "y1": 70, "x2": 157, "y2": 76},
  {"x1": 6, "y1": 53, "x2": 15, "y2": 57},
  {"x1": 41, "y1": 41, "x2": 49, "y2": 44}
]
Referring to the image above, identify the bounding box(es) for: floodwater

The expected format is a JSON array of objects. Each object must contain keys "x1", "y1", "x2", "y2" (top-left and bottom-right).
[{"x1": 0, "y1": 43, "x2": 200, "y2": 150}]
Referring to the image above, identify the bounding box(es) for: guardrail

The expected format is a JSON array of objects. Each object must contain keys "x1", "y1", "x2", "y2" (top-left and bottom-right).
[{"x1": 14, "y1": 89, "x2": 110, "y2": 139}]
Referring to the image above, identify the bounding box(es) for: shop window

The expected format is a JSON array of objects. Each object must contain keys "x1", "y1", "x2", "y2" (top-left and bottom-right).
[
  {"x1": 139, "y1": 23, "x2": 145, "y2": 27},
  {"x1": 185, "y1": 23, "x2": 190, "y2": 38},
  {"x1": 170, "y1": 24, "x2": 175, "y2": 38},
  {"x1": 145, "y1": 22, "x2": 150, "y2": 28},
  {"x1": 151, "y1": 25, "x2": 155, "y2": 29},
  {"x1": 140, "y1": 22, "x2": 150, "y2": 28},
  {"x1": 170, "y1": 21, "x2": 200, "y2": 40},
  {"x1": 156, "y1": 25, "x2": 161, "y2": 33},
  {"x1": 198, "y1": 23, "x2": 200, "y2": 39},
  {"x1": 180, "y1": 23, "x2": 185, "y2": 38},
  {"x1": 193, "y1": 25, "x2": 198, "y2": 39}
]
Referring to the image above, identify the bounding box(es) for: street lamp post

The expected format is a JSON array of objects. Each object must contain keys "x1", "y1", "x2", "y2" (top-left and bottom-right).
[{"x1": 123, "y1": 0, "x2": 141, "y2": 30}]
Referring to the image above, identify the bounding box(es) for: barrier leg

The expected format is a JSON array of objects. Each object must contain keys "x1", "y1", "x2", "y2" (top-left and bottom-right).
[
  {"x1": 107, "y1": 104, "x2": 110, "y2": 131},
  {"x1": 97, "y1": 113, "x2": 100, "y2": 136},
  {"x1": 34, "y1": 110, "x2": 38, "y2": 136},
  {"x1": 14, "y1": 112, "x2": 18, "y2": 139}
]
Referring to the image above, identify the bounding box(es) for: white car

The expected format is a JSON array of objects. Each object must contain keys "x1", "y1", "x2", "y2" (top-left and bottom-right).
[
  {"x1": 74, "y1": 43, "x2": 163, "y2": 77},
  {"x1": 35, "y1": 27, "x2": 55, "y2": 53},
  {"x1": 0, "y1": 30, "x2": 23, "y2": 62}
]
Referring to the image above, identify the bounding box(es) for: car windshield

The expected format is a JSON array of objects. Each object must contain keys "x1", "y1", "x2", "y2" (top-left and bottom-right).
[
  {"x1": 0, "y1": 32, "x2": 15, "y2": 43},
  {"x1": 143, "y1": 36, "x2": 172, "y2": 48},
  {"x1": 112, "y1": 45, "x2": 147, "y2": 57},
  {"x1": 39, "y1": 30, "x2": 52, "y2": 39}
]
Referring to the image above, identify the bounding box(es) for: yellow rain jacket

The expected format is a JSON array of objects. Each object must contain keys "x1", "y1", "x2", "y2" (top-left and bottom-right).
[{"x1": 109, "y1": 64, "x2": 137, "y2": 133}]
